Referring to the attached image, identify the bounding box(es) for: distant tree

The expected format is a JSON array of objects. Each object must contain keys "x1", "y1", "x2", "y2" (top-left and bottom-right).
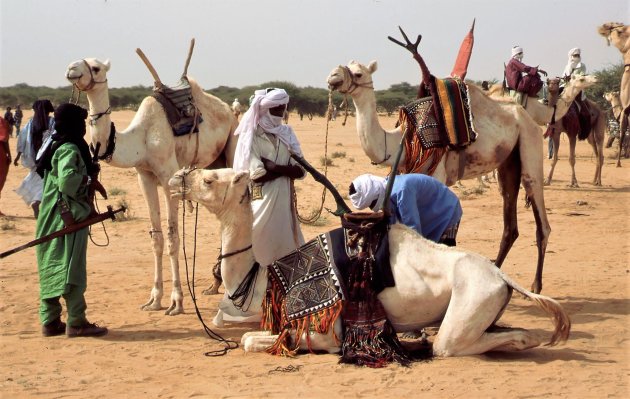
[{"x1": 585, "y1": 62, "x2": 623, "y2": 110}]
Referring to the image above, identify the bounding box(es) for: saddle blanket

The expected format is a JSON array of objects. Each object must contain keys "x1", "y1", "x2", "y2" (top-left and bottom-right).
[{"x1": 152, "y1": 77, "x2": 203, "y2": 136}]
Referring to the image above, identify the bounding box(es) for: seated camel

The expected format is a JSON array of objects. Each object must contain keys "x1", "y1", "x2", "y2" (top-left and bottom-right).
[{"x1": 168, "y1": 167, "x2": 571, "y2": 358}]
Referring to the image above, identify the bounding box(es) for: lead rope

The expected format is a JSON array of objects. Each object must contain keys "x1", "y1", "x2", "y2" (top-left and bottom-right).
[
  {"x1": 180, "y1": 179, "x2": 238, "y2": 356},
  {"x1": 293, "y1": 90, "x2": 333, "y2": 224}
]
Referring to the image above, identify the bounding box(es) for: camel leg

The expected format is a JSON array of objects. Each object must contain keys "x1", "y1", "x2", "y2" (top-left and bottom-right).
[
  {"x1": 618, "y1": 110, "x2": 629, "y2": 167},
  {"x1": 567, "y1": 134, "x2": 579, "y2": 188},
  {"x1": 160, "y1": 174, "x2": 184, "y2": 316},
  {"x1": 544, "y1": 133, "x2": 561, "y2": 186},
  {"x1": 433, "y1": 269, "x2": 540, "y2": 356},
  {"x1": 593, "y1": 118, "x2": 606, "y2": 186},
  {"x1": 138, "y1": 170, "x2": 164, "y2": 311},
  {"x1": 519, "y1": 135, "x2": 551, "y2": 294},
  {"x1": 494, "y1": 148, "x2": 521, "y2": 268}
]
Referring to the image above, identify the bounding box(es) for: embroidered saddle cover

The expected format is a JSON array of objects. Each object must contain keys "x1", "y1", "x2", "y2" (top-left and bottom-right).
[
  {"x1": 398, "y1": 77, "x2": 477, "y2": 175},
  {"x1": 152, "y1": 76, "x2": 203, "y2": 136},
  {"x1": 264, "y1": 217, "x2": 407, "y2": 367}
]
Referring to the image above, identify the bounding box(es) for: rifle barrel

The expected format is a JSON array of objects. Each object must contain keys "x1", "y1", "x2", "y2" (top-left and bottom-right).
[{"x1": 0, "y1": 206, "x2": 126, "y2": 259}]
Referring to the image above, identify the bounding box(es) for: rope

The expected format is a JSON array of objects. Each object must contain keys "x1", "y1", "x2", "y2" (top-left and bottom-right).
[
  {"x1": 180, "y1": 186, "x2": 238, "y2": 356},
  {"x1": 293, "y1": 90, "x2": 332, "y2": 224}
]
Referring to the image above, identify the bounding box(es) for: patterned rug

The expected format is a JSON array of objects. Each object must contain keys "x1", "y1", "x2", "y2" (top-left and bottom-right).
[{"x1": 152, "y1": 77, "x2": 202, "y2": 136}]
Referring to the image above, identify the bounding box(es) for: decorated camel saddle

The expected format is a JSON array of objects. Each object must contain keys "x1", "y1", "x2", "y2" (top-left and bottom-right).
[
  {"x1": 137, "y1": 40, "x2": 202, "y2": 136},
  {"x1": 263, "y1": 211, "x2": 409, "y2": 367},
  {"x1": 390, "y1": 25, "x2": 477, "y2": 175}
]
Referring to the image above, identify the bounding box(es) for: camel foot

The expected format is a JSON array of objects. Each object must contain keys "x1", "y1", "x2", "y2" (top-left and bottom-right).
[
  {"x1": 616, "y1": 162, "x2": 622, "y2": 168},
  {"x1": 568, "y1": 183, "x2": 580, "y2": 188},
  {"x1": 202, "y1": 284, "x2": 220, "y2": 295},
  {"x1": 165, "y1": 300, "x2": 184, "y2": 316},
  {"x1": 141, "y1": 298, "x2": 163, "y2": 311},
  {"x1": 543, "y1": 179, "x2": 551, "y2": 186},
  {"x1": 531, "y1": 281, "x2": 542, "y2": 295}
]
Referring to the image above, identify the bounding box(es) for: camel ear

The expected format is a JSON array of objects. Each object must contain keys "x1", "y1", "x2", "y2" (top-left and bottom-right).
[
  {"x1": 103, "y1": 59, "x2": 111, "y2": 72},
  {"x1": 232, "y1": 171, "x2": 250, "y2": 185},
  {"x1": 368, "y1": 60, "x2": 378, "y2": 74},
  {"x1": 348, "y1": 60, "x2": 356, "y2": 66}
]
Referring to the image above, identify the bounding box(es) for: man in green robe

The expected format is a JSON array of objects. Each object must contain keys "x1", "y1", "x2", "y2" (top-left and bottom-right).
[{"x1": 35, "y1": 103, "x2": 108, "y2": 337}]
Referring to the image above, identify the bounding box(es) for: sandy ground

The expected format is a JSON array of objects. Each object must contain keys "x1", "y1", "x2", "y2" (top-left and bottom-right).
[{"x1": 0, "y1": 109, "x2": 628, "y2": 398}]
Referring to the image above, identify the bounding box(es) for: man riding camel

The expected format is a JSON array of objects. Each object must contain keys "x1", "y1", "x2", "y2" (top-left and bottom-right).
[{"x1": 505, "y1": 45, "x2": 547, "y2": 106}]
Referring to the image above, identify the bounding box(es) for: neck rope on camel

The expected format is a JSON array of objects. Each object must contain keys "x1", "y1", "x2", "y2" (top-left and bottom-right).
[
  {"x1": 70, "y1": 59, "x2": 115, "y2": 161},
  {"x1": 176, "y1": 167, "x2": 259, "y2": 311}
]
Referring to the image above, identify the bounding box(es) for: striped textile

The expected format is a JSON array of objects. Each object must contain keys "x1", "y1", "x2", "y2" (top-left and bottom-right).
[{"x1": 434, "y1": 77, "x2": 476, "y2": 149}]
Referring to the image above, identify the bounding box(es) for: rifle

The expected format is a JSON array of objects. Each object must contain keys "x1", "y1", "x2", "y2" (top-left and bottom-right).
[
  {"x1": 0, "y1": 205, "x2": 126, "y2": 259},
  {"x1": 290, "y1": 154, "x2": 351, "y2": 216}
]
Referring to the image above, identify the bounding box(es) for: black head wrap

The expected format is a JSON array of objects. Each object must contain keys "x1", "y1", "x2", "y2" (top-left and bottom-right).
[
  {"x1": 36, "y1": 103, "x2": 98, "y2": 177},
  {"x1": 31, "y1": 99, "x2": 55, "y2": 154}
]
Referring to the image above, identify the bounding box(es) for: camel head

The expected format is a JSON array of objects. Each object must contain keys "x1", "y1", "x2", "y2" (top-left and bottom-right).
[
  {"x1": 168, "y1": 168, "x2": 250, "y2": 216},
  {"x1": 326, "y1": 60, "x2": 377, "y2": 95},
  {"x1": 65, "y1": 58, "x2": 111, "y2": 92},
  {"x1": 597, "y1": 22, "x2": 628, "y2": 47},
  {"x1": 603, "y1": 91, "x2": 621, "y2": 105},
  {"x1": 556, "y1": 74, "x2": 597, "y2": 102}
]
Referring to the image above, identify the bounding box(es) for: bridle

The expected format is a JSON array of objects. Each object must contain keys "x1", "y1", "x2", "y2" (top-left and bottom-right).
[
  {"x1": 335, "y1": 65, "x2": 374, "y2": 95},
  {"x1": 333, "y1": 66, "x2": 389, "y2": 165},
  {"x1": 69, "y1": 59, "x2": 108, "y2": 103},
  {"x1": 68, "y1": 59, "x2": 115, "y2": 161}
]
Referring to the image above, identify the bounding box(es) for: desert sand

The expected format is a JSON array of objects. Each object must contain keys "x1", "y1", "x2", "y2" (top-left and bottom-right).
[{"x1": 1, "y1": 109, "x2": 628, "y2": 398}]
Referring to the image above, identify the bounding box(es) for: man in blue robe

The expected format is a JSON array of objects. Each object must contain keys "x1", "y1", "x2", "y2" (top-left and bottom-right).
[{"x1": 349, "y1": 173, "x2": 462, "y2": 246}]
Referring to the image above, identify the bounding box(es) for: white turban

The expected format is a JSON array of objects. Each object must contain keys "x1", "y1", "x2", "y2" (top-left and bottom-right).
[
  {"x1": 349, "y1": 174, "x2": 386, "y2": 210},
  {"x1": 233, "y1": 88, "x2": 303, "y2": 172},
  {"x1": 511, "y1": 46, "x2": 523, "y2": 57},
  {"x1": 568, "y1": 47, "x2": 581, "y2": 58}
]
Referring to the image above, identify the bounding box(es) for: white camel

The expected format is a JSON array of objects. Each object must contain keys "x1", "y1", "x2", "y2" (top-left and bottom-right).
[
  {"x1": 66, "y1": 58, "x2": 237, "y2": 315},
  {"x1": 327, "y1": 60, "x2": 551, "y2": 294},
  {"x1": 168, "y1": 167, "x2": 571, "y2": 357}
]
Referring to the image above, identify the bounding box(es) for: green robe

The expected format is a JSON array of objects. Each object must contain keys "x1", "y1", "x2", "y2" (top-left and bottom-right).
[{"x1": 35, "y1": 143, "x2": 91, "y2": 299}]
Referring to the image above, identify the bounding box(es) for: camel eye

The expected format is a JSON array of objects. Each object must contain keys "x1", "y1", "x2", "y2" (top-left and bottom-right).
[
  {"x1": 354, "y1": 72, "x2": 363, "y2": 79},
  {"x1": 202, "y1": 178, "x2": 214, "y2": 186},
  {"x1": 92, "y1": 67, "x2": 101, "y2": 74}
]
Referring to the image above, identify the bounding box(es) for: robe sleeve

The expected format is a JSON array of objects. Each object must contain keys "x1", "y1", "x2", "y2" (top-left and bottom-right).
[{"x1": 54, "y1": 144, "x2": 86, "y2": 198}]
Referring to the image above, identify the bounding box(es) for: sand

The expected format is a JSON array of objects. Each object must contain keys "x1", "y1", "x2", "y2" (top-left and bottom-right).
[{"x1": 0, "y1": 110, "x2": 628, "y2": 398}]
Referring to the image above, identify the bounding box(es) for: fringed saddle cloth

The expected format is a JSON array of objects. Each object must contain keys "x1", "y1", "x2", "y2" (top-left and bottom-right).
[
  {"x1": 263, "y1": 212, "x2": 409, "y2": 368},
  {"x1": 398, "y1": 77, "x2": 477, "y2": 175},
  {"x1": 152, "y1": 76, "x2": 203, "y2": 136}
]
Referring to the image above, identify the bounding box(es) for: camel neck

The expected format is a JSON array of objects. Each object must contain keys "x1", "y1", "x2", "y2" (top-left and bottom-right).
[{"x1": 351, "y1": 89, "x2": 401, "y2": 166}]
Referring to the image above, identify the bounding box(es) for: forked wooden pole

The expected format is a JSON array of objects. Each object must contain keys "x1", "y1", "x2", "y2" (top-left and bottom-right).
[
  {"x1": 135, "y1": 47, "x2": 162, "y2": 84},
  {"x1": 182, "y1": 38, "x2": 195, "y2": 77}
]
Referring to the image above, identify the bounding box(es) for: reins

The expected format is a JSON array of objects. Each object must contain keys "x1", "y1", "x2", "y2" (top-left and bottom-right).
[
  {"x1": 178, "y1": 169, "x2": 239, "y2": 356},
  {"x1": 293, "y1": 90, "x2": 334, "y2": 224}
]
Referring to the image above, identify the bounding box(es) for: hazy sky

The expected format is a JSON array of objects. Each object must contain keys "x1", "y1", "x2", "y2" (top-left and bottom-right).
[{"x1": 0, "y1": 0, "x2": 628, "y2": 90}]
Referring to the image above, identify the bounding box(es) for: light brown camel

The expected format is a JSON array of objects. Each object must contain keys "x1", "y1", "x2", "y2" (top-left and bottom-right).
[
  {"x1": 603, "y1": 91, "x2": 630, "y2": 156},
  {"x1": 327, "y1": 60, "x2": 551, "y2": 294},
  {"x1": 492, "y1": 75, "x2": 603, "y2": 186},
  {"x1": 544, "y1": 81, "x2": 607, "y2": 187},
  {"x1": 598, "y1": 22, "x2": 630, "y2": 167},
  {"x1": 168, "y1": 167, "x2": 570, "y2": 358},
  {"x1": 65, "y1": 58, "x2": 237, "y2": 315}
]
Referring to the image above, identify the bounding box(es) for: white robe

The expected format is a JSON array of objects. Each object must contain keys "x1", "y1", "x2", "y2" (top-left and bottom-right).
[
  {"x1": 216, "y1": 126, "x2": 305, "y2": 323},
  {"x1": 249, "y1": 127, "x2": 305, "y2": 266},
  {"x1": 14, "y1": 118, "x2": 54, "y2": 206}
]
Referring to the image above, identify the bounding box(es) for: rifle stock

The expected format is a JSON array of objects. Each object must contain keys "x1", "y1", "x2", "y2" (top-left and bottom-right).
[{"x1": 0, "y1": 206, "x2": 126, "y2": 259}]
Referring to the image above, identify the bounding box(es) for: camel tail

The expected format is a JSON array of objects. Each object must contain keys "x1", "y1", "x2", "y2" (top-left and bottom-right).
[{"x1": 501, "y1": 272, "x2": 571, "y2": 346}]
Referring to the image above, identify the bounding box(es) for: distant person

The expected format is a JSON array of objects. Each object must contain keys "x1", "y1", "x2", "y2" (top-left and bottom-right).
[
  {"x1": 231, "y1": 98, "x2": 242, "y2": 119},
  {"x1": 561, "y1": 47, "x2": 591, "y2": 139},
  {"x1": 14, "y1": 104, "x2": 23, "y2": 137},
  {"x1": 0, "y1": 115, "x2": 11, "y2": 216},
  {"x1": 14, "y1": 100, "x2": 55, "y2": 218},
  {"x1": 349, "y1": 173, "x2": 463, "y2": 247},
  {"x1": 3, "y1": 107, "x2": 15, "y2": 137},
  {"x1": 505, "y1": 46, "x2": 547, "y2": 106}
]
